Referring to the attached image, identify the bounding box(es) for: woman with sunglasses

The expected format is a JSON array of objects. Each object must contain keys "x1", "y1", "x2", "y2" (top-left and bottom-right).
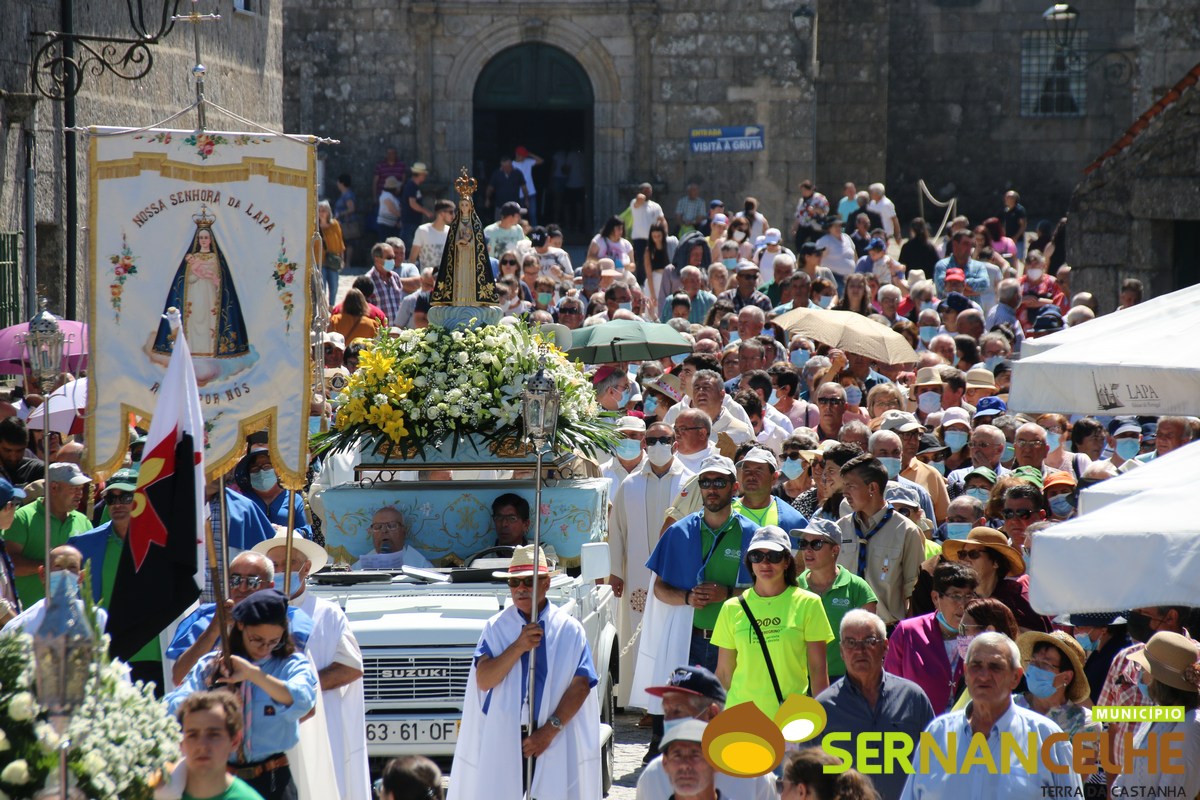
[
  {"x1": 940, "y1": 527, "x2": 1049, "y2": 633},
  {"x1": 496, "y1": 250, "x2": 534, "y2": 304},
  {"x1": 712, "y1": 526, "x2": 832, "y2": 716},
  {"x1": 168, "y1": 590, "x2": 318, "y2": 800},
  {"x1": 796, "y1": 519, "x2": 877, "y2": 682}
]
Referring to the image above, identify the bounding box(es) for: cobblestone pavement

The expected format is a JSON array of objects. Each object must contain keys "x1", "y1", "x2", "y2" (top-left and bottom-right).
[{"x1": 608, "y1": 709, "x2": 654, "y2": 799}]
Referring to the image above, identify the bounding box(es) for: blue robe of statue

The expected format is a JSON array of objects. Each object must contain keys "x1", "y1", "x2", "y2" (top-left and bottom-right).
[{"x1": 153, "y1": 224, "x2": 251, "y2": 358}]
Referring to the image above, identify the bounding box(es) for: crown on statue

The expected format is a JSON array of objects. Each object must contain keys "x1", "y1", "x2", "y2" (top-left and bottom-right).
[
  {"x1": 454, "y1": 167, "x2": 478, "y2": 199},
  {"x1": 192, "y1": 204, "x2": 216, "y2": 228}
]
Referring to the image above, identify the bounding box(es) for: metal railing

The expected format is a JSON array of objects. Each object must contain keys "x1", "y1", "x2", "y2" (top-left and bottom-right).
[{"x1": 0, "y1": 233, "x2": 22, "y2": 328}]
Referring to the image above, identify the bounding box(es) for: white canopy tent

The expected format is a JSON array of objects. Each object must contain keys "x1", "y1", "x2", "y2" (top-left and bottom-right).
[
  {"x1": 1077, "y1": 439, "x2": 1200, "y2": 515},
  {"x1": 1008, "y1": 305, "x2": 1200, "y2": 416},
  {"x1": 1020, "y1": 283, "x2": 1200, "y2": 358},
  {"x1": 1028, "y1": 485, "x2": 1200, "y2": 615}
]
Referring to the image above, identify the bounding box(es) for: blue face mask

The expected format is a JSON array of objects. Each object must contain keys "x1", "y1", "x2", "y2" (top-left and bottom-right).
[
  {"x1": 944, "y1": 430, "x2": 969, "y2": 452},
  {"x1": 919, "y1": 326, "x2": 938, "y2": 344},
  {"x1": 250, "y1": 468, "x2": 277, "y2": 492},
  {"x1": 642, "y1": 395, "x2": 658, "y2": 417},
  {"x1": 921, "y1": 301, "x2": 937, "y2": 313},
  {"x1": 48, "y1": 569, "x2": 80, "y2": 600},
  {"x1": 965, "y1": 487, "x2": 991, "y2": 503},
  {"x1": 878, "y1": 457, "x2": 902, "y2": 480},
  {"x1": 1024, "y1": 664, "x2": 1060, "y2": 699},
  {"x1": 780, "y1": 458, "x2": 805, "y2": 480},
  {"x1": 383, "y1": 259, "x2": 396, "y2": 272},
  {"x1": 1116, "y1": 438, "x2": 1141, "y2": 461},
  {"x1": 929, "y1": 460, "x2": 946, "y2": 476},
  {"x1": 281, "y1": 571, "x2": 305, "y2": 595},
  {"x1": 1002, "y1": 443, "x2": 1016, "y2": 463},
  {"x1": 1049, "y1": 493, "x2": 1074, "y2": 518},
  {"x1": 727, "y1": 330, "x2": 740, "y2": 343},
  {"x1": 1138, "y1": 675, "x2": 1152, "y2": 703},
  {"x1": 790, "y1": 349, "x2": 810, "y2": 368},
  {"x1": 767, "y1": 390, "x2": 779, "y2": 406},
  {"x1": 935, "y1": 611, "x2": 957, "y2": 635},
  {"x1": 944, "y1": 522, "x2": 972, "y2": 540},
  {"x1": 671, "y1": 352, "x2": 688, "y2": 366},
  {"x1": 1046, "y1": 432, "x2": 1061, "y2": 451},
  {"x1": 844, "y1": 385, "x2": 863, "y2": 406},
  {"x1": 1074, "y1": 632, "x2": 1099, "y2": 654},
  {"x1": 617, "y1": 301, "x2": 633, "y2": 313},
  {"x1": 538, "y1": 292, "x2": 553, "y2": 306},
  {"x1": 817, "y1": 295, "x2": 834, "y2": 309},
  {"x1": 617, "y1": 384, "x2": 633, "y2": 408},
  {"x1": 984, "y1": 356, "x2": 1004, "y2": 371},
  {"x1": 918, "y1": 391, "x2": 942, "y2": 414},
  {"x1": 722, "y1": 258, "x2": 738, "y2": 270},
  {"x1": 615, "y1": 438, "x2": 641, "y2": 461}
]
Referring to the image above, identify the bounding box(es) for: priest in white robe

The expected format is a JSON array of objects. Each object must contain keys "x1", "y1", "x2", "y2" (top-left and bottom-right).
[
  {"x1": 254, "y1": 532, "x2": 371, "y2": 800},
  {"x1": 607, "y1": 420, "x2": 692, "y2": 707},
  {"x1": 448, "y1": 545, "x2": 601, "y2": 800}
]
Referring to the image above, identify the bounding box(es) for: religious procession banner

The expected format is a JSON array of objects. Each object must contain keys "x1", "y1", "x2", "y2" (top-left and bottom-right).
[{"x1": 86, "y1": 128, "x2": 315, "y2": 488}]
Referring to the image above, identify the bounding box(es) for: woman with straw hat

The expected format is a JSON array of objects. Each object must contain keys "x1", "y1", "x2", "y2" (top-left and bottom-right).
[
  {"x1": 941, "y1": 527, "x2": 1050, "y2": 633},
  {"x1": 1113, "y1": 631, "x2": 1200, "y2": 797}
]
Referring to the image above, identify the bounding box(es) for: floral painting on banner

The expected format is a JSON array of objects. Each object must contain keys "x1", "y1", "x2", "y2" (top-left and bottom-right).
[{"x1": 86, "y1": 127, "x2": 315, "y2": 487}]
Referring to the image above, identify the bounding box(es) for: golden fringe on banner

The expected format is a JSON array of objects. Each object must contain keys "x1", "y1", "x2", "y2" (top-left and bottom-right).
[{"x1": 93, "y1": 152, "x2": 309, "y2": 187}]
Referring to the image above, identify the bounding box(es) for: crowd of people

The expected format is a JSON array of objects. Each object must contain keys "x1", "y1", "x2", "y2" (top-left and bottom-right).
[{"x1": 0, "y1": 160, "x2": 1196, "y2": 800}]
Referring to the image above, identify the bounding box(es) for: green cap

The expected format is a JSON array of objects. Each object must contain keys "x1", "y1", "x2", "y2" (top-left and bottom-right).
[
  {"x1": 964, "y1": 466, "x2": 998, "y2": 485},
  {"x1": 1011, "y1": 465, "x2": 1044, "y2": 490},
  {"x1": 104, "y1": 467, "x2": 140, "y2": 494}
]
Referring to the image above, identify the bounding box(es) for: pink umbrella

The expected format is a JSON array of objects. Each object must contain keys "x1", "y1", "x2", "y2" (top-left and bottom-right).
[{"x1": 0, "y1": 319, "x2": 88, "y2": 376}]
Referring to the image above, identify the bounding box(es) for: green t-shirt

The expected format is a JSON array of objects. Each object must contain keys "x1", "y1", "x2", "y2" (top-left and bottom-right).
[
  {"x1": 711, "y1": 585, "x2": 834, "y2": 716},
  {"x1": 183, "y1": 776, "x2": 264, "y2": 800},
  {"x1": 5, "y1": 499, "x2": 93, "y2": 607},
  {"x1": 692, "y1": 515, "x2": 746, "y2": 630},
  {"x1": 923, "y1": 538, "x2": 943, "y2": 561},
  {"x1": 90, "y1": 532, "x2": 159, "y2": 664},
  {"x1": 796, "y1": 566, "x2": 878, "y2": 678}
]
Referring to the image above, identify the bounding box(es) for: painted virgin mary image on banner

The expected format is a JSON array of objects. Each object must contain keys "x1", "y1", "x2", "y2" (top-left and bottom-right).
[{"x1": 147, "y1": 204, "x2": 259, "y2": 385}]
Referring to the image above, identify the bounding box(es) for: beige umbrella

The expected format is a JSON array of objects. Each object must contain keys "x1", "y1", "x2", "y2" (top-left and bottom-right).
[{"x1": 775, "y1": 307, "x2": 918, "y2": 365}]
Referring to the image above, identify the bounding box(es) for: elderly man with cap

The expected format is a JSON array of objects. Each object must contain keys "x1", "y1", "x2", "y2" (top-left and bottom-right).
[
  {"x1": 636, "y1": 666, "x2": 775, "y2": 800},
  {"x1": 5, "y1": 461, "x2": 92, "y2": 608},
  {"x1": 253, "y1": 531, "x2": 370, "y2": 800},
  {"x1": 883, "y1": 410, "x2": 950, "y2": 521},
  {"x1": 600, "y1": 414, "x2": 646, "y2": 501},
  {"x1": 796, "y1": 519, "x2": 876, "y2": 682},
  {"x1": 963, "y1": 368, "x2": 998, "y2": 409},
  {"x1": 68, "y1": 467, "x2": 167, "y2": 690},
  {"x1": 717, "y1": 260, "x2": 772, "y2": 312},
  {"x1": 1093, "y1": 416, "x2": 1144, "y2": 475},
  {"x1": 609, "y1": 419, "x2": 691, "y2": 709},
  {"x1": 593, "y1": 364, "x2": 633, "y2": 414},
  {"x1": 322, "y1": 331, "x2": 346, "y2": 369},
  {"x1": 449, "y1": 545, "x2": 601, "y2": 800},
  {"x1": 653, "y1": 720, "x2": 719, "y2": 800},
  {"x1": 933, "y1": 230, "x2": 991, "y2": 300},
  {"x1": 819, "y1": 609, "x2": 934, "y2": 800},
  {"x1": 835, "y1": 454, "x2": 926, "y2": 627}
]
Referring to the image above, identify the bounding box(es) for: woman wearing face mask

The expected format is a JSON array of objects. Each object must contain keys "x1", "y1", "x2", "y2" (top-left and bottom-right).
[
  {"x1": 807, "y1": 442, "x2": 860, "y2": 523},
  {"x1": 946, "y1": 596, "x2": 1020, "y2": 711},
  {"x1": 167, "y1": 590, "x2": 318, "y2": 800},
  {"x1": 937, "y1": 409, "x2": 973, "y2": 474},
  {"x1": 773, "y1": 432, "x2": 820, "y2": 506},
  {"x1": 721, "y1": 216, "x2": 754, "y2": 261},
  {"x1": 1061, "y1": 612, "x2": 1130, "y2": 705},
  {"x1": 640, "y1": 374, "x2": 682, "y2": 425},
  {"x1": 1037, "y1": 413, "x2": 1092, "y2": 477},
  {"x1": 1043, "y1": 472, "x2": 1078, "y2": 521},
  {"x1": 235, "y1": 445, "x2": 312, "y2": 536},
  {"x1": 810, "y1": 277, "x2": 837, "y2": 309},
  {"x1": 914, "y1": 433, "x2": 950, "y2": 477},
  {"x1": 1113, "y1": 632, "x2": 1200, "y2": 799},
  {"x1": 1018, "y1": 250, "x2": 1066, "y2": 330},
  {"x1": 712, "y1": 526, "x2": 832, "y2": 716},
  {"x1": 770, "y1": 361, "x2": 818, "y2": 427},
  {"x1": 1015, "y1": 632, "x2": 1101, "y2": 742}
]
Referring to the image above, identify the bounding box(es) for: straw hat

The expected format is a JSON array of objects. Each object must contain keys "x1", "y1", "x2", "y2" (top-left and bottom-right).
[
  {"x1": 1128, "y1": 631, "x2": 1200, "y2": 694},
  {"x1": 941, "y1": 527, "x2": 1026, "y2": 576},
  {"x1": 492, "y1": 545, "x2": 560, "y2": 579},
  {"x1": 252, "y1": 528, "x2": 330, "y2": 573},
  {"x1": 1018, "y1": 630, "x2": 1091, "y2": 704}
]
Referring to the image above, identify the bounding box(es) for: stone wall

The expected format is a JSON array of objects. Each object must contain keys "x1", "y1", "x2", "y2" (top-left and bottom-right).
[
  {"x1": 1134, "y1": 0, "x2": 1200, "y2": 114},
  {"x1": 1068, "y1": 84, "x2": 1200, "y2": 311},
  {"x1": 285, "y1": 0, "x2": 819, "y2": 235},
  {"x1": 0, "y1": 0, "x2": 283, "y2": 320}
]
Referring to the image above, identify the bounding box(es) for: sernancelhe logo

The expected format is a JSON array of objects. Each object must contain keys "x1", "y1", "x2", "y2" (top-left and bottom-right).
[{"x1": 702, "y1": 698, "x2": 1189, "y2": 778}]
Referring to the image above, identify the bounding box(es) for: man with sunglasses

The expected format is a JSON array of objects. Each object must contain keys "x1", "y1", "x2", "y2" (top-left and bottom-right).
[
  {"x1": 167, "y1": 551, "x2": 314, "y2": 687},
  {"x1": 1001, "y1": 483, "x2": 1046, "y2": 551},
  {"x1": 814, "y1": 382, "x2": 848, "y2": 441},
  {"x1": 451, "y1": 545, "x2": 600, "y2": 800},
  {"x1": 717, "y1": 261, "x2": 772, "y2": 312},
  {"x1": 555, "y1": 297, "x2": 585, "y2": 330},
  {"x1": 796, "y1": 519, "x2": 876, "y2": 681},
  {"x1": 69, "y1": 467, "x2": 168, "y2": 690}
]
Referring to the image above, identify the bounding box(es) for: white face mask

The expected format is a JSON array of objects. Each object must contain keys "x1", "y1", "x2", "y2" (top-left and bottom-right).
[
  {"x1": 732, "y1": 231, "x2": 747, "y2": 242},
  {"x1": 646, "y1": 443, "x2": 673, "y2": 467},
  {"x1": 1026, "y1": 268, "x2": 1043, "y2": 282}
]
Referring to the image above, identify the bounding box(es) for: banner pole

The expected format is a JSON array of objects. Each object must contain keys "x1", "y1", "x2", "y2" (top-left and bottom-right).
[
  {"x1": 284, "y1": 490, "x2": 297, "y2": 598},
  {"x1": 217, "y1": 475, "x2": 230, "y2": 599}
]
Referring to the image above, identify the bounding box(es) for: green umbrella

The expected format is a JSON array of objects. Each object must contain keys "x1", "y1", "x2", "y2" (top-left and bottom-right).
[{"x1": 567, "y1": 319, "x2": 692, "y2": 364}]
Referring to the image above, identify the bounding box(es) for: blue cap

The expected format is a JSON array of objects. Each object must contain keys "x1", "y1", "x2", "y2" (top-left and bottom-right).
[
  {"x1": 645, "y1": 665, "x2": 726, "y2": 703},
  {"x1": 939, "y1": 292, "x2": 972, "y2": 314},
  {"x1": 0, "y1": 478, "x2": 26, "y2": 507},
  {"x1": 867, "y1": 237, "x2": 887, "y2": 251},
  {"x1": 231, "y1": 589, "x2": 288, "y2": 626},
  {"x1": 973, "y1": 396, "x2": 1008, "y2": 419},
  {"x1": 709, "y1": 199, "x2": 724, "y2": 208},
  {"x1": 1033, "y1": 305, "x2": 1065, "y2": 332}
]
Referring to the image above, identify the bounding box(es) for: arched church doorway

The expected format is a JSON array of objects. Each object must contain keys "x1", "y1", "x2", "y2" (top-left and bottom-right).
[{"x1": 473, "y1": 43, "x2": 594, "y2": 238}]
